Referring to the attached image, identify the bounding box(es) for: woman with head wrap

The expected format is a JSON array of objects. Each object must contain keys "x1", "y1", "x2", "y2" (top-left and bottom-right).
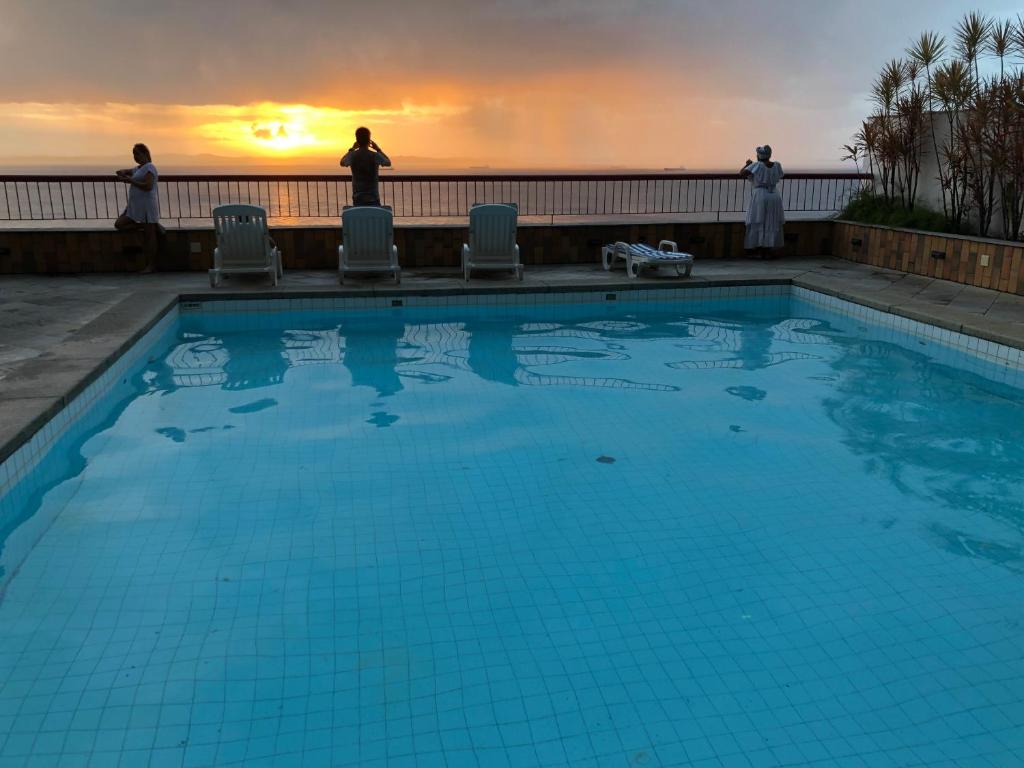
[{"x1": 739, "y1": 145, "x2": 785, "y2": 258}]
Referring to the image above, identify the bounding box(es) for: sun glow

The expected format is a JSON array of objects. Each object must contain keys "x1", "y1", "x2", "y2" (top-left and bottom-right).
[
  {"x1": 0, "y1": 99, "x2": 472, "y2": 161},
  {"x1": 194, "y1": 101, "x2": 466, "y2": 157},
  {"x1": 197, "y1": 104, "x2": 338, "y2": 155}
]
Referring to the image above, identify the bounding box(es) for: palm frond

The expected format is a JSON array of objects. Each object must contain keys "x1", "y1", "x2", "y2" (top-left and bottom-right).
[
  {"x1": 954, "y1": 11, "x2": 992, "y2": 62},
  {"x1": 990, "y1": 19, "x2": 1014, "y2": 57},
  {"x1": 907, "y1": 31, "x2": 946, "y2": 67}
]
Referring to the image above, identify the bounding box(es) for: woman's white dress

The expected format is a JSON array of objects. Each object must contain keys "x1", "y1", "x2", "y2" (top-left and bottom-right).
[
  {"x1": 744, "y1": 161, "x2": 784, "y2": 249},
  {"x1": 123, "y1": 162, "x2": 160, "y2": 223}
]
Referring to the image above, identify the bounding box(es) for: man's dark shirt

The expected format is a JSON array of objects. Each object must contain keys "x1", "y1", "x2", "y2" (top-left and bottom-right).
[{"x1": 341, "y1": 146, "x2": 392, "y2": 205}]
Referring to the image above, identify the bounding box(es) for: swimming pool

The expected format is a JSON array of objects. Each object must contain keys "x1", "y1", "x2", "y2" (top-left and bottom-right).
[{"x1": 0, "y1": 286, "x2": 1022, "y2": 767}]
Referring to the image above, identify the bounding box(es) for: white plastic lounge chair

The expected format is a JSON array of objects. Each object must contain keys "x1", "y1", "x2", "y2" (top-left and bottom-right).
[
  {"x1": 209, "y1": 205, "x2": 283, "y2": 287},
  {"x1": 602, "y1": 240, "x2": 694, "y2": 279},
  {"x1": 339, "y1": 206, "x2": 400, "y2": 284},
  {"x1": 462, "y1": 203, "x2": 523, "y2": 282}
]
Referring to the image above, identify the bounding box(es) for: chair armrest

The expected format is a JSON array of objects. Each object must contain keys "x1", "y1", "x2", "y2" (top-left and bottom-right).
[{"x1": 658, "y1": 240, "x2": 678, "y2": 252}]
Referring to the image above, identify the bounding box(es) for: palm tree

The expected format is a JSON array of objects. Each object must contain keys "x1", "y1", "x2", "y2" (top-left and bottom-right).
[
  {"x1": 908, "y1": 31, "x2": 948, "y2": 216},
  {"x1": 1008, "y1": 71, "x2": 1024, "y2": 238},
  {"x1": 871, "y1": 60, "x2": 904, "y2": 115},
  {"x1": 855, "y1": 121, "x2": 880, "y2": 189},
  {"x1": 1014, "y1": 15, "x2": 1024, "y2": 59},
  {"x1": 990, "y1": 19, "x2": 1014, "y2": 78},
  {"x1": 933, "y1": 60, "x2": 971, "y2": 229},
  {"x1": 954, "y1": 12, "x2": 992, "y2": 86},
  {"x1": 849, "y1": 12, "x2": 1024, "y2": 240},
  {"x1": 841, "y1": 143, "x2": 864, "y2": 176},
  {"x1": 869, "y1": 60, "x2": 909, "y2": 202},
  {"x1": 897, "y1": 84, "x2": 928, "y2": 208},
  {"x1": 957, "y1": 79, "x2": 999, "y2": 236}
]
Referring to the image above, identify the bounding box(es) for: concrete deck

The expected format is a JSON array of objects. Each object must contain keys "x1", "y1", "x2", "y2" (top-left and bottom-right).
[{"x1": 2, "y1": 257, "x2": 1023, "y2": 464}]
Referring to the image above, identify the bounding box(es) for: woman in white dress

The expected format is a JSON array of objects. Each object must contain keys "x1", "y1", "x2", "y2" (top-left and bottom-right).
[
  {"x1": 740, "y1": 145, "x2": 784, "y2": 258},
  {"x1": 114, "y1": 143, "x2": 160, "y2": 271}
]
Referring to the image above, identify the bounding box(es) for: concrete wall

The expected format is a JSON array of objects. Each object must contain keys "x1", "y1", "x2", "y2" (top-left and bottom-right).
[
  {"x1": 884, "y1": 113, "x2": 1018, "y2": 241},
  {"x1": 0, "y1": 220, "x2": 834, "y2": 274}
]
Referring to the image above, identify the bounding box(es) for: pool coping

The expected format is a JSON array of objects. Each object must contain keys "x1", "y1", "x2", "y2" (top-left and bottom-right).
[{"x1": 1, "y1": 274, "x2": 1021, "y2": 467}]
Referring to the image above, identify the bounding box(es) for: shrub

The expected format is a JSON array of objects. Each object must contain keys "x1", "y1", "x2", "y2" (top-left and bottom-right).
[{"x1": 837, "y1": 191, "x2": 958, "y2": 233}]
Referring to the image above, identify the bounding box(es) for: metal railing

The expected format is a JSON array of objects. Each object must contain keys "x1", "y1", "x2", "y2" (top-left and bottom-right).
[{"x1": 0, "y1": 172, "x2": 871, "y2": 226}]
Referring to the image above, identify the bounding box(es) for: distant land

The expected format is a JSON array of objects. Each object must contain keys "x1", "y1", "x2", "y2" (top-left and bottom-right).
[{"x1": 0, "y1": 153, "x2": 849, "y2": 175}]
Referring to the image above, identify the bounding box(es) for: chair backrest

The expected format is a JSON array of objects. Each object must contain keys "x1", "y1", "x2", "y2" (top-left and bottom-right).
[
  {"x1": 342, "y1": 206, "x2": 395, "y2": 265},
  {"x1": 468, "y1": 203, "x2": 518, "y2": 262},
  {"x1": 213, "y1": 204, "x2": 272, "y2": 266}
]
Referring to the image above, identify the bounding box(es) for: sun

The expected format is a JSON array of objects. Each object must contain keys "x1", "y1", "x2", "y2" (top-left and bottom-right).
[
  {"x1": 249, "y1": 120, "x2": 316, "y2": 152},
  {"x1": 197, "y1": 105, "x2": 334, "y2": 156}
]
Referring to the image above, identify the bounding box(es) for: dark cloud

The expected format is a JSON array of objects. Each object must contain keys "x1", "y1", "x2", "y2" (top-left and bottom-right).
[
  {"x1": 0, "y1": 0, "x2": 1015, "y2": 166},
  {"x1": 0, "y1": 0, "x2": 1010, "y2": 108}
]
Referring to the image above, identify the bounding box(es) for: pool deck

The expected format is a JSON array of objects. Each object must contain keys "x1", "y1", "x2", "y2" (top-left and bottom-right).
[{"x1": 1, "y1": 256, "x2": 1023, "y2": 463}]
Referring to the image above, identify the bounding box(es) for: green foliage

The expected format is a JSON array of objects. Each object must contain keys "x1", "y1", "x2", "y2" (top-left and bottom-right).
[
  {"x1": 846, "y1": 11, "x2": 1024, "y2": 240},
  {"x1": 838, "y1": 191, "x2": 958, "y2": 233}
]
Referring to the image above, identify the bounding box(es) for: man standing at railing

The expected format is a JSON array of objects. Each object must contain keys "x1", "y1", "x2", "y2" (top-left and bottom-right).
[{"x1": 340, "y1": 127, "x2": 391, "y2": 207}]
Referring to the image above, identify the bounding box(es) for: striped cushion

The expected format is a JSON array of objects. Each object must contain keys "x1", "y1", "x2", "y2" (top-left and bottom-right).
[{"x1": 608, "y1": 243, "x2": 694, "y2": 262}]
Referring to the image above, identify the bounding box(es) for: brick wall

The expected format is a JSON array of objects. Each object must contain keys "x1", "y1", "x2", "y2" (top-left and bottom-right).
[
  {"x1": 834, "y1": 221, "x2": 1024, "y2": 296},
  {"x1": 0, "y1": 221, "x2": 833, "y2": 274}
]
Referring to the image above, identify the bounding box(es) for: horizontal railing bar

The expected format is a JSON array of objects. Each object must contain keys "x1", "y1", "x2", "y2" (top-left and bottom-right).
[
  {"x1": 0, "y1": 173, "x2": 870, "y2": 223},
  {"x1": 0, "y1": 172, "x2": 873, "y2": 183}
]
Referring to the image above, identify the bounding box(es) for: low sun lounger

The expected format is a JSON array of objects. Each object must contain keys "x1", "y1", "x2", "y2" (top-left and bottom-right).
[
  {"x1": 602, "y1": 240, "x2": 694, "y2": 279},
  {"x1": 462, "y1": 203, "x2": 523, "y2": 282},
  {"x1": 209, "y1": 205, "x2": 283, "y2": 287},
  {"x1": 339, "y1": 206, "x2": 401, "y2": 284}
]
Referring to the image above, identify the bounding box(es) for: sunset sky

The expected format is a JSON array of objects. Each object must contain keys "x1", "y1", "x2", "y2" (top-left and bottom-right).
[{"x1": 0, "y1": 0, "x2": 1016, "y2": 170}]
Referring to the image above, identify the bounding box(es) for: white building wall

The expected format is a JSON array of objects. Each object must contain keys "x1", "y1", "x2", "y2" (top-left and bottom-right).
[{"x1": 880, "y1": 113, "x2": 1015, "y2": 240}]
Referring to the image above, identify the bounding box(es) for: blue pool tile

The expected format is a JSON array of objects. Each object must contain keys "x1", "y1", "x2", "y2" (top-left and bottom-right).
[{"x1": 1, "y1": 295, "x2": 1023, "y2": 767}]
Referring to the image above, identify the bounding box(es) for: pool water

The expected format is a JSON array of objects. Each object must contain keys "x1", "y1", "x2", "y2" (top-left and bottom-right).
[{"x1": 0, "y1": 294, "x2": 1022, "y2": 767}]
